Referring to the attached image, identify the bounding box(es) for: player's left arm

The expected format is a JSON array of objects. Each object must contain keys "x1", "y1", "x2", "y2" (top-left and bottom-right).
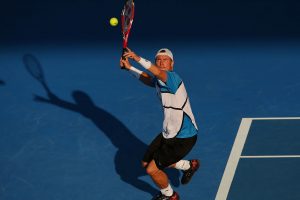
[
  {"x1": 123, "y1": 49, "x2": 167, "y2": 82},
  {"x1": 145, "y1": 64, "x2": 167, "y2": 83}
]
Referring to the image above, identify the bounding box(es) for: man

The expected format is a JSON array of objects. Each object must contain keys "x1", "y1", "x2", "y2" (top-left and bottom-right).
[{"x1": 120, "y1": 48, "x2": 200, "y2": 200}]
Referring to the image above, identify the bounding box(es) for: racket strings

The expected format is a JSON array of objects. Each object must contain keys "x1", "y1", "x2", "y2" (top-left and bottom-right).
[{"x1": 122, "y1": 1, "x2": 134, "y2": 32}]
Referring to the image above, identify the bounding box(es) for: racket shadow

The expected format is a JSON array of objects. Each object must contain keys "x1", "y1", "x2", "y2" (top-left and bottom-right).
[
  {"x1": 26, "y1": 55, "x2": 180, "y2": 195},
  {"x1": 22, "y1": 54, "x2": 50, "y2": 93}
]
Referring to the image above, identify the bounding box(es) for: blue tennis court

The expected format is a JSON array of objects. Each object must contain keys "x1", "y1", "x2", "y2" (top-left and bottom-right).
[
  {"x1": 216, "y1": 118, "x2": 300, "y2": 200},
  {"x1": 1, "y1": 42, "x2": 300, "y2": 200}
]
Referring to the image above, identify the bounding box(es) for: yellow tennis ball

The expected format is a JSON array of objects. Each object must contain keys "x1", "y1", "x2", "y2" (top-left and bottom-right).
[{"x1": 110, "y1": 17, "x2": 118, "y2": 26}]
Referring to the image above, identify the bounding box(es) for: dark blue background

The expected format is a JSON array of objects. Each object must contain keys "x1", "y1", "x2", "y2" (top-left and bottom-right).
[{"x1": 1, "y1": 0, "x2": 300, "y2": 44}]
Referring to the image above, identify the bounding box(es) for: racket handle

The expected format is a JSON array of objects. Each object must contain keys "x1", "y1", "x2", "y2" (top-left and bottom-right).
[{"x1": 121, "y1": 48, "x2": 128, "y2": 69}]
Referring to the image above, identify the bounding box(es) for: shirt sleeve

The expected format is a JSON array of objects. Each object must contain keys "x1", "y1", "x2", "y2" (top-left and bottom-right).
[{"x1": 164, "y1": 71, "x2": 182, "y2": 94}]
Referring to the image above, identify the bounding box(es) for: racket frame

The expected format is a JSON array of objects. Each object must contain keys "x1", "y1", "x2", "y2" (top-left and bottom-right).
[{"x1": 121, "y1": 0, "x2": 135, "y2": 68}]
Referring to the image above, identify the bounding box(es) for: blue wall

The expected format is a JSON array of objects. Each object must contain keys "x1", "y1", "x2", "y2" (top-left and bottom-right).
[{"x1": 1, "y1": 0, "x2": 300, "y2": 43}]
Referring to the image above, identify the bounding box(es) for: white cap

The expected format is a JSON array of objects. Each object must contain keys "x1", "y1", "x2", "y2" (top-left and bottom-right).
[{"x1": 155, "y1": 48, "x2": 173, "y2": 60}]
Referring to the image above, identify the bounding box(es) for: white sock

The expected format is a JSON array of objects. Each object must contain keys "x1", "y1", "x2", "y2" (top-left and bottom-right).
[
  {"x1": 175, "y1": 160, "x2": 190, "y2": 171},
  {"x1": 160, "y1": 184, "x2": 173, "y2": 197}
]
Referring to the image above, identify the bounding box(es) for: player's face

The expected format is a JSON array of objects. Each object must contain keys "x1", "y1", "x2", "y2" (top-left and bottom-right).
[{"x1": 155, "y1": 55, "x2": 174, "y2": 71}]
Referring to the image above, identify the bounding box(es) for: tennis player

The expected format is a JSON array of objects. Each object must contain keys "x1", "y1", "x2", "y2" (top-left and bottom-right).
[{"x1": 120, "y1": 48, "x2": 200, "y2": 200}]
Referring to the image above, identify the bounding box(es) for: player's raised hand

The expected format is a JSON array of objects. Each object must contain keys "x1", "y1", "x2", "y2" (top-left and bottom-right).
[
  {"x1": 123, "y1": 48, "x2": 140, "y2": 62},
  {"x1": 120, "y1": 57, "x2": 131, "y2": 70}
]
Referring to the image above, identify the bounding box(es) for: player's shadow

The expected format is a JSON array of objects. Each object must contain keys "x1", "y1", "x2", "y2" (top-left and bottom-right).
[
  {"x1": 24, "y1": 55, "x2": 180, "y2": 196},
  {"x1": 0, "y1": 80, "x2": 5, "y2": 86}
]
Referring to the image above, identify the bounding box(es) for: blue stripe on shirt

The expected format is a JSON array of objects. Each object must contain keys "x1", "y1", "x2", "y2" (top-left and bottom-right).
[
  {"x1": 176, "y1": 113, "x2": 198, "y2": 138},
  {"x1": 156, "y1": 71, "x2": 182, "y2": 94}
]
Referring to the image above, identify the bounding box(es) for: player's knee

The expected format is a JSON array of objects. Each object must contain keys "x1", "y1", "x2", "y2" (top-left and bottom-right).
[{"x1": 146, "y1": 165, "x2": 160, "y2": 176}]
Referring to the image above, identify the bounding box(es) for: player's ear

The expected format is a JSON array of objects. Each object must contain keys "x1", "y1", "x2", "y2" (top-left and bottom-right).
[{"x1": 169, "y1": 60, "x2": 174, "y2": 71}]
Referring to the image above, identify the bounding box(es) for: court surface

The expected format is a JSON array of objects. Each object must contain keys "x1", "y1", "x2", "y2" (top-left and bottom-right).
[
  {"x1": 216, "y1": 118, "x2": 300, "y2": 200},
  {"x1": 1, "y1": 41, "x2": 300, "y2": 200}
]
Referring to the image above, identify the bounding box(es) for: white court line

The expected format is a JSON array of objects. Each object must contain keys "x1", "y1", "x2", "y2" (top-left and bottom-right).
[
  {"x1": 241, "y1": 155, "x2": 300, "y2": 158},
  {"x1": 215, "y1": 118, "x2": 252, "y2": 200},
  {"x1": 250, "y1": 117, "x2": 300, "y2": 120}
]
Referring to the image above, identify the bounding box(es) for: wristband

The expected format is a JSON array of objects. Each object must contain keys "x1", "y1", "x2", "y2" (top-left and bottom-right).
[
  {"x1": 138, "y1": 57, "x2": 152, "y2": 70},
  {"x1": 129, "y1": 66, "x2": 143, "y2": 79}
]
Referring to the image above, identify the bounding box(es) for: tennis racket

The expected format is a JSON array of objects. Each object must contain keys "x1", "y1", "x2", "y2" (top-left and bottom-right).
[
  {"x1": 121, "y1": 0, "x2": 135, "y2": 68},
  {"x1": 23, "y1": 54, "x2": 50, "y2": 93}
]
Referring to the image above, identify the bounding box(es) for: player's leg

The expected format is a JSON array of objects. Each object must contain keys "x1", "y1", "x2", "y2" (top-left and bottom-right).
[
  {"x1": 146, "y1": 160, "x2": 169, "y2": 188},
  {"x1": 146, "y1": 160, "x2": 179, "y2": 200},
  {"x1": 143, "y1": 134, "x2": 181, "y2": 199},
  {"x1": 168, "y1": 135, "x2": 200, "y2": 185}
]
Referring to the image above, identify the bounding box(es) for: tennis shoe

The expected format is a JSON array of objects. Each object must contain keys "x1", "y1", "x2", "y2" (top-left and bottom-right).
[
  {"x1": 181, "y1": 159, "x2": 200, "y2": 185},
  {"x1": 152, "y1": 191, "x2": 180, "y2": 200}
]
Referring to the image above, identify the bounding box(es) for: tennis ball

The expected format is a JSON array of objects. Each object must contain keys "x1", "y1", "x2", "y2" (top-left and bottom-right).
[{"x1": 110, "y1": 17, "x2": 118, "y2": 26}]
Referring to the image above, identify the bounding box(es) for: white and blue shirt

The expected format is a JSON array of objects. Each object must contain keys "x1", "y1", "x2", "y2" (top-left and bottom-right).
[{"x1": 154, "y1": 71, "x2": 198, "y2": 139}]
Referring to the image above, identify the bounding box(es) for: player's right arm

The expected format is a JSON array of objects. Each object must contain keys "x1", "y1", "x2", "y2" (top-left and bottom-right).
[{"x1": 120, "y1": 57, "x2": 155, "y2": 87}]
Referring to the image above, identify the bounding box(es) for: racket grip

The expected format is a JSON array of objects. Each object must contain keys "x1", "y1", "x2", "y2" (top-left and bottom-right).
[{"x1": 121, "y1": 48, "x2": 128, "y2": 69}]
